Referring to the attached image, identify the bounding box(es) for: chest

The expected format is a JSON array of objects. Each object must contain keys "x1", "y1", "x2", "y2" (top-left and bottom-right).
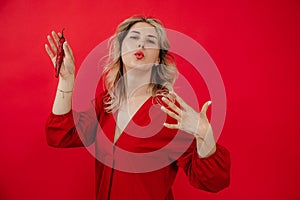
[
  {"x1": 100, "y1": 97, "x2": 175, "y2": 151},
  {"x1": 114, "y1": 95, "x2": 152, "y2": 143},
  {"x1": 94, "y1": 95, "x2": 191, "y2": 172}
]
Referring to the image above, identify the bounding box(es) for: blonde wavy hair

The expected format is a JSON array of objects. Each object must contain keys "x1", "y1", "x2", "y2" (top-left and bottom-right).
[{"x1": 102, "y1": 16, "x2": 178, "y2": 112}]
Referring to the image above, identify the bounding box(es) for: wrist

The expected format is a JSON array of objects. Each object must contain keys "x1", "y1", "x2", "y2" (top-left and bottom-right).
[
  {"x1": 57, "y1": 88, "x2": 73, "y2": 98},
  {"x1": 197, "y1": 142, "x2": 216, "y2": 158},
  {"x1": 58, "y1": 75, "x2": 75, "y2": 91},
  {"x1": 195, "y1": 124, "x2": 216, "y2": 158}
]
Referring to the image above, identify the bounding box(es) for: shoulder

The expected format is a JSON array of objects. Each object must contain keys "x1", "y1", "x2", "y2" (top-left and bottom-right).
[
  {"x1": 92, "y1": 90, "x2": 109, "y2": 114},
  {"x1": 94, "y1": 90, "x2": 108, "y2": 103}
]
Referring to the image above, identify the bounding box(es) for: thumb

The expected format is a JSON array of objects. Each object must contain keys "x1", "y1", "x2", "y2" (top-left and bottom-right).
[{"x1": 201, "y1": 100, "x2": 212, "y2": 114}]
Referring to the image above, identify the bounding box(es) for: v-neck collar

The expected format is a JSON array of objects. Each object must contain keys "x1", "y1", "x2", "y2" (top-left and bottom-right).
[{"x1": 111, "y1": 96, "x2": 154, "y2": 146}]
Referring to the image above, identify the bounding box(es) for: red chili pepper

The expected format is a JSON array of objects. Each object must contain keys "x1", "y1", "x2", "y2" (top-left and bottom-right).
[{"x1": 55, "y1": 29, "x2": 65, "y2": 78}]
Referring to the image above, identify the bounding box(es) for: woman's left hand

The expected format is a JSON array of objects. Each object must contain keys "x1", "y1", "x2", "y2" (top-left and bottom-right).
[{"x1": 161, "y1": 92, "x2": 216, "y2": 158}]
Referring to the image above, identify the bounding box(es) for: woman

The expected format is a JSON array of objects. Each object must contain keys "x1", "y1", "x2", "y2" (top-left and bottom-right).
[{"x1": 45, "y1": 16, "x2": 230, "y2": 200}]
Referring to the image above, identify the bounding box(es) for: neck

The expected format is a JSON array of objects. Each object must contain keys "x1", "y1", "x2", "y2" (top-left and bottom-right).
[{"x1": 124, "y1": 67, "x2": 152, "y2": 99}]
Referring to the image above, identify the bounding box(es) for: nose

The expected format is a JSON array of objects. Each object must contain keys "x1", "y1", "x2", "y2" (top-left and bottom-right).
[
  {"x1": 138, "y1": 44, "x2": 144, "y2": 48},
  {"x1": 137, "y1": 39, "x2": 145, "y2": 49}
]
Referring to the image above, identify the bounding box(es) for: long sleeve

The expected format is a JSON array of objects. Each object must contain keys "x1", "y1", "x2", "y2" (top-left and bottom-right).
[
  {"x1": 45, "y1": 92, "x2": 105, "y2": 148},
  {"x1": 176, "y1": 141, "x2": 230, "y2": 193}
]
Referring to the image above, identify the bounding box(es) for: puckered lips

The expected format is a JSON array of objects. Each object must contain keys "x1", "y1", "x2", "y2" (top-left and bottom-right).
[{"x1": 134, "y1": 51, "x2": 144, "y2": 59}]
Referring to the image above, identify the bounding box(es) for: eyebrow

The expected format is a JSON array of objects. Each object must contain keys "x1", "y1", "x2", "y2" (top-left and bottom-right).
[{"x1": 129, "y1": 30, "x2": 158, "y2": 39}]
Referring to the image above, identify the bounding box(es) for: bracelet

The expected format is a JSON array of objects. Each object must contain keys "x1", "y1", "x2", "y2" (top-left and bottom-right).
[{"x1": 57, "y1": 88, "x2": 73, "y2": 98}]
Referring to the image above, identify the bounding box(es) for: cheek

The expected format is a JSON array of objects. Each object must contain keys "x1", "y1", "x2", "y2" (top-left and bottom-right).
[
  {"x1": 121, "y1": 53, "x2": 131, "y2": 68},
  {"x1": 121, "y1": 42, "x2": 133, "y2": 67},
  {"x1": 146, "y1": 49, "x2": 160, "y2": 62},
  {"x1": 121, "y1": 39, "x2": 136, "y2": 56}
]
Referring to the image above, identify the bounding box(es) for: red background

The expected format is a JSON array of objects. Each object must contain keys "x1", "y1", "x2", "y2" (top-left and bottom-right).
[{"x1": 0, "y1": 0, "x2": 299, "y2": 199}]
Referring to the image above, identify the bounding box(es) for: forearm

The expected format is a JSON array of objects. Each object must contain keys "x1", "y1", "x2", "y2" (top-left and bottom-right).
[{"x1": 52, "y1": 76, "x2": 75, "y2": 115}]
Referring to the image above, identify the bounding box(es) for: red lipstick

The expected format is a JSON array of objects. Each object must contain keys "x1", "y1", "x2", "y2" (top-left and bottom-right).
[{"x1": 134, "y1": 51, "x2": 144, "y2": 59}]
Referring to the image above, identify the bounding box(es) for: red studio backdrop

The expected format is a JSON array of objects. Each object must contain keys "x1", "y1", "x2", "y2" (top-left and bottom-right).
[{"x1": 0, "y1": 0, "x2": 299, "y2": 200}]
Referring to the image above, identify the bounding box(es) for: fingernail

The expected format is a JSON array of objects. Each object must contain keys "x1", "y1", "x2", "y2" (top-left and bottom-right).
[
  {"x1": 162, "y1": 97, "x2": 166, "y2": 101},
  {"x1": 161, "y1": 106, "x2": 165, "y2": 111},
  {"x1": 208, "y1": 101, "x2": 212, "y2": 105}
]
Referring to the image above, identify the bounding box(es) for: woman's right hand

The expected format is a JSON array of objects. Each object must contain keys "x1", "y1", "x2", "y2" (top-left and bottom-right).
[{"x1": 45, "y1": 31, "x2": 75, "y2": 80}]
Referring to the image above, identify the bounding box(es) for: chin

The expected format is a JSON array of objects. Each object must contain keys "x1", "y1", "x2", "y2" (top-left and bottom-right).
[{"x1": 125, "y1": 62, "x2": 154, "y2": 72}]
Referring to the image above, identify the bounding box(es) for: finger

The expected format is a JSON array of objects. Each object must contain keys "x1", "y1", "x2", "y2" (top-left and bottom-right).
[
  {"x1": 47, "y1": 35, "x2": 57, "y2": 54},
  {"x1": 163, "y1": 122, "x2": 179, "y2": 129},
  {"x1": 52, "y1": 31, "x2": 60, "y2": 46},
  {"x1": 170, "y1": 91, "x2": 189, "y2": 110},
  {"x1": 65, "y1": 41, "x2": 75, "y2": 61},
  {"x1": 161, "y1": 106, "x2": 180, "y2": 121},
  {"x1": 45, "y1": 44, "x2": 55, "y2": 66},
  {"x1": 201, "y1": 100, "x2": 212, "y2": 114},
  {"x1": 63, "y1": 41, "x2": 75, "y2": 62},
  {"x1": 63, "y1": 41, "x2": 71, "y2": 58},
  {"x1": 162, "y1": 97, "x2": 181, "y2": 115}
]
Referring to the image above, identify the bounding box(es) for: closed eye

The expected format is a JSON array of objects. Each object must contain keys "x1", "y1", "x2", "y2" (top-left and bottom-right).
[
  {"x1": 147, "y1": 39, "x2": 155, "y2": 44},
  {"x1": 129, "y1": 36, "x2": 139, "y2": 40}
]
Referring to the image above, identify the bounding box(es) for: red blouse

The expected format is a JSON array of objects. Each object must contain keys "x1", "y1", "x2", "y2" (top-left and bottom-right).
[{"x1": 45, "y1": 92, "x2": 230, "y2": 200}]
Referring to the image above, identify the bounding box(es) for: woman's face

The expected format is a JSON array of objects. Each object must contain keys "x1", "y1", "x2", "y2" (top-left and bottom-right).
[{"x1": 121, "y1": 22, "x2": 160, "y2": 71}]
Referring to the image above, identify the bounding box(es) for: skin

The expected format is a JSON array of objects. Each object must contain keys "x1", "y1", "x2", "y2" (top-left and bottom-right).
[
  {"x1": 45, "y1": 31, "x2": 75, "y2": 115},
  {"x1": 161, "y1": 93, "x2": 216, "y2": 157},
  {"x1": 45, "y1": 22, "x2": 216, "y2": 158},
  {"x1": 121, "y1": 22, "x2": 160, "y2": 71},
  {"x1": 116, "y1": 22, "x2": 161, "y2": 143}
]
